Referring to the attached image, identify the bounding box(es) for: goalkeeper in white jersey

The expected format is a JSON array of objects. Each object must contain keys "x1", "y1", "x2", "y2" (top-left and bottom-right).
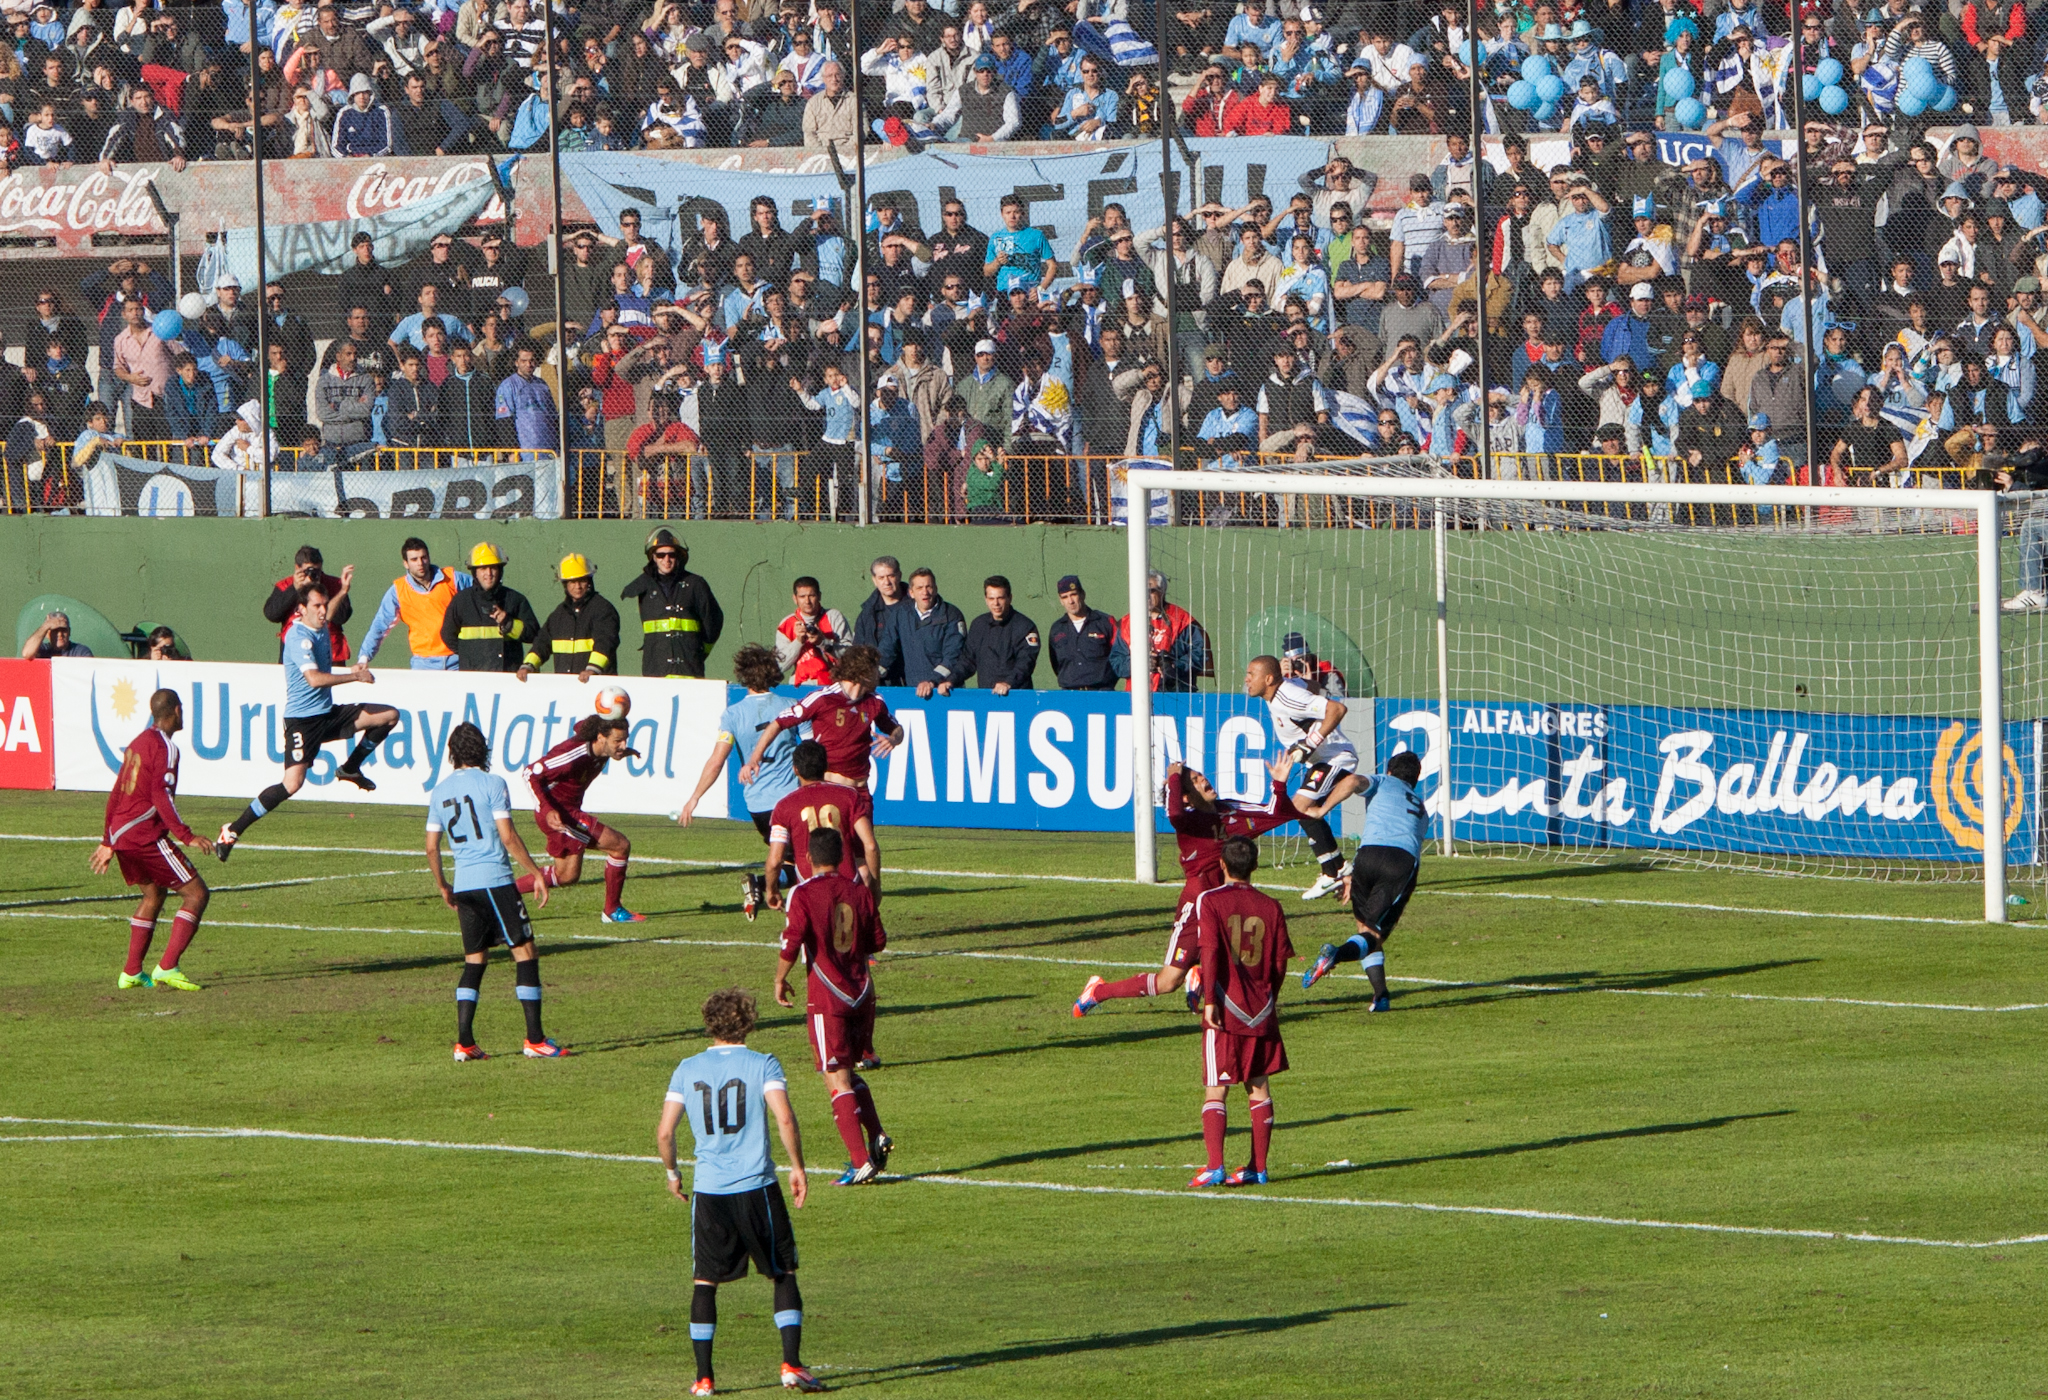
[{"x1": 1244, "y1": 654, "x2": 1356, "y2": 901}]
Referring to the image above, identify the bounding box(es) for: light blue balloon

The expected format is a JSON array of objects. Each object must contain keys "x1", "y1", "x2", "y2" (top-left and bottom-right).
[
  {"x1": 1661, "y1": 66, "x2": 1694, "y2": 99},
  {"x1": 1507, "y1": 79, "x2": 1539, "y2": 111},
  {"x1": 150, "y1": 309, "x2": 182, "y2": 341},
  {"x1": 1801, "y1": 73, "x2": 1822, "y2": 101},
  {"x1": 1672, "y1": 96, "x2": 1706, "y2": 129},
  {"x1": 1932, "y1": 83, "x2": 1958, "y2": 111},
  {"x1": 1819, "y1": 83, "x2": 1849, "y2": 116},
  {"x1": 1521, "y1": 54, "x2": 1551, "y2": 81},
  {"x1": 1905, "y1": 68, "x2": 1940, "y2": 101},
  {"x1": 1902, "y1": 53, "x2": 1933, "y2": 82},
  {"x1": 1535, "y1": 73, "x2": 1566, "y2": 103},
  {"x1": 1897, "y1": 90, "x2": 1927, "y2": 116},
  {"x1": 1535, "y1": 100, "x2": 1559, "y2": 124},
  {"x1": 1815, "y1": 57, "x2": 1843, "y2": 86}
]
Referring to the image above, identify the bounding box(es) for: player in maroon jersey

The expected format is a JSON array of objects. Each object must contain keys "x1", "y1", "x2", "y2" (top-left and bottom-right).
[
  {"x1": 88, "y1": 689, "x2": 215, "y2": 991},
  {"x1": 520, "y1": 714, "x2": 644, "y2": 923},
  {"x1": 773, "y1": 828, "x2": 893, "y2": 1186},
  {"x1": 766, "y1": 741, "x2": 881, "y2": 900},
  {"x1": 1191, "y1": 836, "x2": 1294, "y2": 1188},
  {"x1": 741, "y1": 645, "x2": 904, "y2": 792},
  {"x1": 1072, "y1": 757, "x2": 1356, "y2": 1018}
]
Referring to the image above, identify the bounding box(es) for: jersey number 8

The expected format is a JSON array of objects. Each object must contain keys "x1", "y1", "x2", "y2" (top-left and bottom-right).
[
  {"x1": 1224, "y1": 913, "x2": 1266, "y2": 966},
  {"x1": 830, "y1": 900, "x2": 858, "y2": 952}
]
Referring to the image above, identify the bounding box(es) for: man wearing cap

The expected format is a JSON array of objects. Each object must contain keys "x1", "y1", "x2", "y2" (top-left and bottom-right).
[
  {"x1": 958, "y1": 337, "x2": 1013, "y2": 446},
  {"x1": 1995, "y1": 167, "x2": 2043, "y2": 232},
  {"x1": 21, "y1": 609, "x2": 91, "y2": 659},
  {"x1": 1600, "y1": 283, "x2": 1659, "y2": 370},
  {"x1": 1614, "y1": 194, "x2": 1674, "y2": 288},
  {"x1": 439, "y1": 544, "x2": 540, "y2": 674},
  {"x1": 520, "y1": 554, "x2": 621, "y2": 681},
  {"x1": 1415, "y1": 203, "x2": 1476, "y2": 318},
  {"x1": 1048, "y1": 575, "x2": 1129, "y2": 691},
  {"x1": 1675, "y1": 378, "x2": 1748, "y2": 481},
  {"x1": 622, "y1": 530, "x2": 723, "y2": 678}
]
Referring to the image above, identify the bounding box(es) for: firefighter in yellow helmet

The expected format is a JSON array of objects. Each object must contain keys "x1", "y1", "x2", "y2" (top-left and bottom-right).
[
  {"x1": 439, "y1": 542, "x2": 542, "y2": 672},
  {"x1": 620, "y1": 528, "x2": 724, "y2": 677},
  {"x1": 518, "y1": 552, "x2": 623, "y2": 682}
]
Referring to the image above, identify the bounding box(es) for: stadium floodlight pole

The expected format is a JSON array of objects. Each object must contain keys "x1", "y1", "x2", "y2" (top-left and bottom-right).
[
  {"x1": 1127, "y1": 481, "x2": 1157, "y2": 883},
  {"x1": 1433, "y1": 496, "x2": 1455, "y2": 856},
  {"x1": 538, "y1": 2, "x2": 571, "y2": 485},
  {"x1": 249, "y1": 23, "x2": 271, "y2": 518},
  {"x1": 1978, "y1": 491, "x2": 2009, "y2": 922},
  {"x1": 1465, "y1": 0, "x2": 1491, "y2": 488},
  {"x1": 1157, "y1": 4, "x2": 1182, "y2": 480},
  {"x1": 1789, "y1": 27, "x2": 1819, "y2": 485}
]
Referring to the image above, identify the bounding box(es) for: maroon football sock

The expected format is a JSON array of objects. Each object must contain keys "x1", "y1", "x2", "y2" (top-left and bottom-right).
[
  {"x1": 601, "y1": 856, "x2": 628, "y2": 914},
  {"x1": 125, "y1": 917, "x2": 155, "y2": 976},
  {"x1": 1201, "y1": 1100, "x2": 1227, "y2": 1171},
  {"x1": 1091, "y1": 973, "x2": 1156, "y2": 1000},
  {"x1": 1249, "y1": 1097, "x2": 1274, "y2": 1173},
  {"x1": 160, "y1": 908, "x2": 200, "y2": 970},
  {"x1": 830, "y1": 1091, "x2": 870, "y2": 1167},
  {"x1": 851, "y1": 1075, "x2": 884, "y2": 1142},
  {"x1": 515, "y1": 870, "x2": 557, "y2": 895}
]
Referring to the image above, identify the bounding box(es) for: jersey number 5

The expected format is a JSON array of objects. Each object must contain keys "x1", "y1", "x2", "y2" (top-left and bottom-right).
[
  {"x1": 693, "y1": 1078, "x2": 747, "y2": 1136},
  {"x1": 830, "y1": 900, "x2": 857, "y2": 953},
  {"x1": 1224, "y1": 913, "x2": 1266, "y2": 966}
]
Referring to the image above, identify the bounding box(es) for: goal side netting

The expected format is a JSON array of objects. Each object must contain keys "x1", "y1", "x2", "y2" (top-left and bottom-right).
[{"x1": 1121, "y1": 465, "x2": 2034, "y2": 923}]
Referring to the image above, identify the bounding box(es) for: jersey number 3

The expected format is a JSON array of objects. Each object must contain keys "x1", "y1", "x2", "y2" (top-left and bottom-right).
[
  {"x1": 1224, "y1": 913, "x2": 1266, "y2": 965},
  {"x1": 693, "y1": 1078, "x2": 747, "y2": 1136}
]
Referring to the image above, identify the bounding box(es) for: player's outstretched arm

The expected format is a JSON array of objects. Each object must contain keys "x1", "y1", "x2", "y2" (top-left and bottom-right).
[
  {"x1": 679, "y1": 737, "x2": 734, "y2": 826},
  {"x1": 425, "y1": 831, "x2": 456, "y2": 909},
  {"x1": 656, "y1": 1099, "x2": 689, "y2": 1202},
  {"x1": 766, "y1": 1086, "x2": 807, "y2": 1208},
  {"x1": 497, "y1": 815, "x2": 549, "y2": 908}
]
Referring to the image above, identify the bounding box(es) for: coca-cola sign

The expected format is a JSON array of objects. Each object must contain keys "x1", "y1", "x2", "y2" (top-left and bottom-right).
[
  {"x1": 0, "y1": 165, "x2": 162, "y2": 239},
  {"x1": 343, "y1": 159, "x2": 501, "y2": 222}
]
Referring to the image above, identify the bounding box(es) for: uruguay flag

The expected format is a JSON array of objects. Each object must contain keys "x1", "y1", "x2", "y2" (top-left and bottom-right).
[
  {"x1": 1862, "y1": 60, "x2": 1898, "y2": 115},
  {"x1": 1074, "y1": 17, "x2": 1157, "y2": 68},
  {"x1": 1329, "y1": 389, "x2": 1385, "y2": 450}
]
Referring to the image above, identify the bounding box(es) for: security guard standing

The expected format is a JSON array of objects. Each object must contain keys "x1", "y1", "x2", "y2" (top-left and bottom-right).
[
  {"x1": 440, "y1": 542, "x2": 541, "y2": 672},
  {"x1": 1047, "y1": 573, "x2": 1130, "y2": 691},
  {"x1": 519, "y1": 552, "x2": 622, "y2": 681},
  {"x1": 620, "y1": 527, "x2": 724, "y2": 678}
]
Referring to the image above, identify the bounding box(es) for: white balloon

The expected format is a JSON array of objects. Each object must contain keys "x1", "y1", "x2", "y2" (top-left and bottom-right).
[{"x1": 178, "y1": 292, "x2": 206, "y2": 320}]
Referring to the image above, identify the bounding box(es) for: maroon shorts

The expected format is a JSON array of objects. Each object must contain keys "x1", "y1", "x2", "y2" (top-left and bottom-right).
[
  {"x1": 1202, "y1": 1027, "x2": 1287, "y2": 1088},
  {"x1": 806, "y1": 1001, "x2": 875, "y2": 1074},
  {"x1": 1164, "y1": 896, "x2": 1199, "y2": 969},
  {"x1": 115, "y1": 837, "x2": 197, "y2": 890},
  {"x1": 538, "y1": 805, "x2": 607, "y2": 861}
]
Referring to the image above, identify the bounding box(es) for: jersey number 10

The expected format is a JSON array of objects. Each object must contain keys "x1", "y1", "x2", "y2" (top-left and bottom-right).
[
  {"x1": 692, "y1": 1078, "x2": 747, "y2": 1137},
  {"x1": 1224, "y1": 913, "x2": 1266, "y2": 965}
]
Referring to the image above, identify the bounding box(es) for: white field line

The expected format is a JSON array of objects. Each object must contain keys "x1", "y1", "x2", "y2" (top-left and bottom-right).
[
  {"x1": 1, "y1": 1115, "x2": 2038, "y2": 1252},
  {"x1": 3, "y1": 908, "x2": 2037, "y2": 1015},
  {"x1": 0, "y1": 869, "x2": 421, "y2": 911},
  {"x1": 0, "y1": 832, "x2": 2002, "y2": 929}
]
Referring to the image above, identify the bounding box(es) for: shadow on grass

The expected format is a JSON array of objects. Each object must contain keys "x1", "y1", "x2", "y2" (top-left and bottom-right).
[
  {"x1": 938, "y1": 1108, "x2": 1411, "y2": 1174},
  {"x1": 1373, "y1": 959, "x2": 1821, "y2": 1011},
  {"x1": 1429, "y1": 860, "x2": 1666, "y2": 890},
  {"x1": 567, "y1": 994, "x2": 1030, "y2": 1055},
  {"x1": 211, "y1": 937, "x2": 625, "y2": 984},
  {"x1": 824, "y1": 1304, "x2": 1400, "y2": 1386},
  {"x1": 1293, "y1": 1110, "x2": 1794, "y2": 1180}
]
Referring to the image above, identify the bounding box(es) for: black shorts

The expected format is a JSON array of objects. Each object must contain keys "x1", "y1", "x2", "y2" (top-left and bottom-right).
[
  {"x1": 453, "y1": 884, "x2": 535, "y2": 955},
  {"x1": 751, "y1": 810, "x2": 774, "y2": 841},
  {"x1": 1298, "y1": 750, "x2": 1360, "y2": 804},
  {"x1": 283, "y1": 704, "x2": 366, "y2": 765},
  {"x1": 1349, "y1": 844, "x2": 1419, "y2": 939},
  {"x1": 693, "y1": 1182, "x2": 799, "y2": 1284}
]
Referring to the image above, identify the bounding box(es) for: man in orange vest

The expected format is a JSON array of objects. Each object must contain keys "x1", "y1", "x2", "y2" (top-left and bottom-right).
[{"x1": 356, "y1": 536, "x2": 472, "y2": 670}]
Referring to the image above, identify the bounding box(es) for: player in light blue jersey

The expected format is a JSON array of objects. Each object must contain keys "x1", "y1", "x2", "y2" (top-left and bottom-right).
[
  {"x1": 426, "y1": 722, "x2": 565, "y2": 1061},
  {"x1": 1301, "y1": 750, "x2": 1428, "y2": 1010},
  {"x1": 679, "y1": 644, "x2": 801, "y2": 921},
  {"x1": 657, "y1": 987, "x2": 822, "y2": 1395},
  {"x1": 216, "y1": 578, "x2": 399, "y2": 862}
]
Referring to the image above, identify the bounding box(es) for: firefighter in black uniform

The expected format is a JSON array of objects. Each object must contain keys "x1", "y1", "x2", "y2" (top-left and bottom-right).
[
  {"x1": 620, "y1": 527, "x2": 724, "y2": 677},
  {"x1": 440, "y1": 541, "x2": 542, "y2": 672},
  {"x1": 519, "y1": 552, "x2": 622, "y2": 680}
]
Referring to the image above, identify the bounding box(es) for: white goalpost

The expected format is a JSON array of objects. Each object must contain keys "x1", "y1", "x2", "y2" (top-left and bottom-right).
[{"x1": 1123, "y1": 469, "x2": 2018, "y2": 924}]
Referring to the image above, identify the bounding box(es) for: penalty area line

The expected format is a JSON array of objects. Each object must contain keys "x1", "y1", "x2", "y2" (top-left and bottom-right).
[{"x1": 0, "y1": 1115, "x2": 2034, "y2": 1252}]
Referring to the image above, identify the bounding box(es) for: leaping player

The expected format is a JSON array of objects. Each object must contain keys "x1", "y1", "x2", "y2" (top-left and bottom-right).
[
  {"x1": 1244, "y1": 653, "x2": 1355, "y2": 901},
  {"x1": 216, "y1": 579, "x2": 398, "y2": 860},
  {"x1": 1302, "y1": 750, "x2": 1428, "y2": 1012},
  {"x1": 522, "y1": 712, "x2": 645, "y2": 923},
  {"x1": 90, "y1": 688, "x2": 214, "y2": 991},
  {"x1": 740, "y1": 645, "x2": 904, "y2": 797},
  {"x1": 1072, "y1": 755, "x2": 1360, "y2": 1018}
]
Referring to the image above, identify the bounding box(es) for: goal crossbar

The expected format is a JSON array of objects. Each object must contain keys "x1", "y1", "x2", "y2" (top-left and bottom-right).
[{"x1": 1121, "y1": 472, "x2": 2010, "y2": 922}]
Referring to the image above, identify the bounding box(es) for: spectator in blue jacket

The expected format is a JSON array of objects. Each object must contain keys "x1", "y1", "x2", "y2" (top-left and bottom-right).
[
  {"x1": 332, "y1": 74, "x2": 393, "y2": 157},
  {"x1": 879, "y1": 566, "x2": 966, "y2": 698},
  {"x1": 162, "y1": 353, "x2": 220, "y2": 442},
  {"x1": 1600, "y1": 282, "x2": 1658, "y2": 369},
  {"x1": 1047, "y1": 573, "x2": 1129, "y2": 691},
  {"x1": 1740, "y1": 158, "x2": 1802, "y2": 250}
]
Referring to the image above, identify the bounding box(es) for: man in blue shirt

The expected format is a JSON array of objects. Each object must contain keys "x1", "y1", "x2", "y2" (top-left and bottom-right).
[
  {"x1": 982, "y1": 194, "x2": 1056, "y2": 294},
  {"x1": 494, "y1": 345, "x2": 558, "y2": 450},
  {"x1": 1197, "y1": 382, "x2": 1259, "y2": 468},
  {"x1": 1299, "y1": 749, "x2": 1428, "y2": 1012},
  {"x1": 425, "y1": 721, "x2": 560, "y2": 1060},
  {"x1": 1601, "y1": 282, "x2": 1658, "y2": 369},
  {"x1": 1545, "y1": 179, "x2": 1613, "y2": 291},
  {"x1": 657, "y1": 987, "x2": 822, "y2": 1395},
  {"x1": 681, "y1": 643, "x2": 800, "y2": 920},
  {"x1": 878, "y1": 567, "x2": 966, "y2": 697},
  {"x1": 216, "y1": 578, "x2": 398, "y2": 862}
]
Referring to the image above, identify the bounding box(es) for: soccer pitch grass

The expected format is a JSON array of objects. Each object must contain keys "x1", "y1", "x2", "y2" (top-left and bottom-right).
[{"x1": 3, "y1": 792, "x2": 2046, "y2": 1398}]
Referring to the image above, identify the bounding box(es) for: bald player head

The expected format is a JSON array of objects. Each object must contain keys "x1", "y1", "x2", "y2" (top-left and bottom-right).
[{"x1": 1244, "y1": 655, "x2": 1282, "y2": 699}]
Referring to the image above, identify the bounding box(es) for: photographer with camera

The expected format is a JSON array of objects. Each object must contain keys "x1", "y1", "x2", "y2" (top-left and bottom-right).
[
  {"x1": 1986, "y1": 432, "x2": 2048, "y2": 613},
  {"x1": 774, "y1": 576, "x2": 849, "y2": 687}
]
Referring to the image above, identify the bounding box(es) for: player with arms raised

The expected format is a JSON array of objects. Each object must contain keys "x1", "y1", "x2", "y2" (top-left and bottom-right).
[
  {"x1": 774, "y1": 828, "x2": 892, "y2": 1186},
  {"x1": 1244, "y1": 653, "x2": 1355, "y2": 901},
  {"x1": 216, "y1": 580, "x2": 398, "y2": 860},
  {"x1": 521, "y1": 712, "x2": 644, "y2": 923},
  {"x1": 91, "y1": 688, "x2": 214, "y2": 990},
  {"x1": 1072, "y1": 756, "x2": 1357, "y2": 1017},
  {"x1": 426, "y1": 721, "x2": 563, "y2": 1060},
  {"x1": 741, "y1": 645, "x2": 904, "y2": 793},
  {"x1": 1191, "y1": 836, "x2": 1294, "y2": 1188},
  {"x1": 680, "y1": 645, "x2": 800, "y2": 922},
  {"x1": 1301, "y1": 750, "x2": 1428, "y2": 1012},
  {"x1": 657, "y1": 987, "x2": 824, "y2": 1395}
]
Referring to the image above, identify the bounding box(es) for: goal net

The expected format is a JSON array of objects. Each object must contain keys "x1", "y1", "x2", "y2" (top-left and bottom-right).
[{"x1": 1121, "y1": 464, "x2": 2037, "y2": 923}]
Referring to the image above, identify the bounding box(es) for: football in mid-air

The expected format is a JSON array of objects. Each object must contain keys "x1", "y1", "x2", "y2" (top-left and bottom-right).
[{"x1": 594, "y1": 685, "x2": 632, "y2": 721}]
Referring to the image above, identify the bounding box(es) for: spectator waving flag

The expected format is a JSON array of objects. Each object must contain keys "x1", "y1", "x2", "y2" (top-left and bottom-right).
[
  {"x1": 1073, "y1": 16, "x2": 1157, "y2": 68},
  {"x1": 1878, "y1": 401, "x2": 1940, "y2": 464},
  {"x1": 1709, "y1": 47, "x2": 1746, "y2": 97},
  {"x1": 1754, "y1": 36, "x2": 1791, "y2": 127},
  {"x1": 1862, "y1": 60, "x2": 1898, "y2": 116},
  {"x1": 1329, "y1": 389, "x2": 1384, "y2": 449}
]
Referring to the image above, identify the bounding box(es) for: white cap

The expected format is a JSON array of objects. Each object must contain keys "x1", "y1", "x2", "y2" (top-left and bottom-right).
[
  {"x1": 974, "y1": 338, "x2": 997, "y2": 355},
  {"x1": 877, "y1": 372, "x2": 900, "y2": 388},
  {"x1": 1630, "y1": 283, "x2": 1654, "y2": 300}
]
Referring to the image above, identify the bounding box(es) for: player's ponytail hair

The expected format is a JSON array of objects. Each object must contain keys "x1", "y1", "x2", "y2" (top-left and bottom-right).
[
  {"x1": 447, "y1": 721, "x2": 490, "y2": 770},
  {"x1": 572, "y1": 714, "x2": 631, "y2": 745},
  {"x1": 832, "y1": 644, "x2": 882, "y2": 686},
  {"x1": 701, "y1": 986, "x2": 758, "y2": 1043}
]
